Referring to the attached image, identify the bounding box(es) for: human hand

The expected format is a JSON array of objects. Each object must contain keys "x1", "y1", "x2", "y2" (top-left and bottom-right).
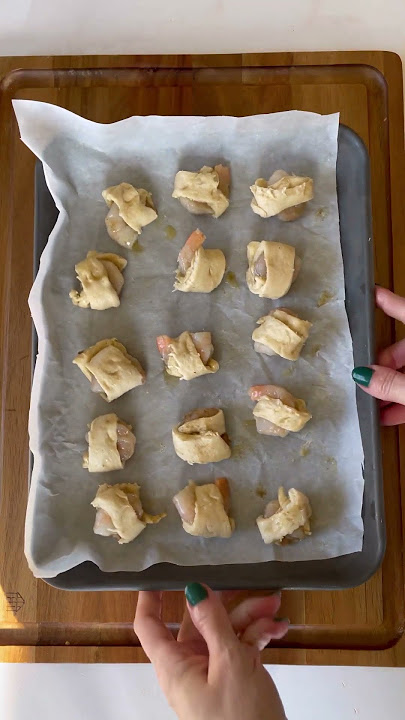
[
  {"x1": 134, "y1": 584, "x2": 288, "y2": 720},
  {"x1": 352, "y1": 286, "x2": 405, "y2": 425}
]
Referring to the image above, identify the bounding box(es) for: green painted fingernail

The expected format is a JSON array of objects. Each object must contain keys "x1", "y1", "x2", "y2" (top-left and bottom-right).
[
  {"x1": 352, "y1": 366, "x2": 374, "y2": 387},
  {"x1": 185, "y1": 582, "x2": 208, "y2": 606},
  {"x1": 275, "y1": 617, "x2": 289, "y2": 623}
]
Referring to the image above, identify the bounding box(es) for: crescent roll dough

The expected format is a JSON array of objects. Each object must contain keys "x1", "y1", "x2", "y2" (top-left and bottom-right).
[
  {"x1": 246, "y1": 241, "x2": 298, "y2": 299},
  {"x1": 157, "y1": 331, "x2": 218, "y2": 380},
  {"x1": 69, "y1": 251, "x2": 127, "y2": 310},
  {"x1": 83, "y1": 413, "x2": 135, "y2": 472},
  {"x1": 92, "y1": 482, "x2": 165, "y2": 544},
  {"x1": 256, "y1": 487, "x2": 312, "y2": 544},
  {"x1": 250, "y1": 385, "x2": 312, "y2": 437},
  {"x1": 172, "y1": 408, "x2": 231, "y2": 464},
  {"x1": 103, "y1": 182, "x2": 157, "y2": 248},
  {"x1": 173, "y1": 479, "x2": 235, "y2": 538},
  {"x1": 252, "y1": 309, "x2": 312, "y2": 361},
  {"x1": 250, "y1": 171, "x2": 313, "y2": 219},
  {"x1": 73, "y1": 338, "x2": 145, "y2": 402},
  {"x1": 175, "y1": 247, "x2": 226, "y2": 293},
  {"x1": 172, "y1": 165, "x2": 230, "y2": 218}
]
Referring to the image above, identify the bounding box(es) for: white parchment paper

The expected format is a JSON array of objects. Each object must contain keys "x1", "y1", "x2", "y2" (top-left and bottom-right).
[{"x1": 13, "y1": 100, "x2": 364, "y2": 578}]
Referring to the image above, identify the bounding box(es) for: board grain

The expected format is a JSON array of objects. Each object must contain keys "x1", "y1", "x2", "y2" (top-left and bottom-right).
[{"x1": 0, "y1": 51, "x2": 404, "y2": 665}]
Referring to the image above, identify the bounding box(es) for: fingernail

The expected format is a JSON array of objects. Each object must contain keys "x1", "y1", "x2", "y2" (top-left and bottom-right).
[
  {"x1": 352, "y1": 366, "x2": 374, "y2": 387},
  {"x1": 185, "y1": 582, "x2": 208, "y2": 607},
  {"x1": 275, "y1": 617, "x2": 290, "y2": 623}
]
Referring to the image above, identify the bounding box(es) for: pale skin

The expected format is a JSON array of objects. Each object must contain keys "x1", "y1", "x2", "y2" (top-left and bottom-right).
[
  {"x1": 134, "y1": 588, "x2": 288, "y2": 720},
  {"x1": 354, "y1": 287, "x2": 405, "y2": 424}
]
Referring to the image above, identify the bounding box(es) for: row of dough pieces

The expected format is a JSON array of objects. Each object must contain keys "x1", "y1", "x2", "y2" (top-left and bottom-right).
[
  {"x1": 69, "y1": 236, "x2": 302, "y2": 307},
  {"x1": 92, "y1": 479, "x2": 312, "y2": 547},
  {"x1": 100, "y1": 164, "x2": 314, "y2": 252},
  {"x1": 73, "y1": 166, "x2": 314, "y2": 550}
]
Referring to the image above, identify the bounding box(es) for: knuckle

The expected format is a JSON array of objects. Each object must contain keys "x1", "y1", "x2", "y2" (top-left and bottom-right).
[{"x1": 378, "y1": 370, "x2": 395, "y2": 399}]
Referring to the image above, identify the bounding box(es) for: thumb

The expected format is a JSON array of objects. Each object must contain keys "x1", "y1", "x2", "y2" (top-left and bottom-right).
[
  {"x1": 185, "y1": 583, "x2": 238, "y2": 658},
  {"x1": 352, "y1": 364, "x2": 405, "y2": 404}
]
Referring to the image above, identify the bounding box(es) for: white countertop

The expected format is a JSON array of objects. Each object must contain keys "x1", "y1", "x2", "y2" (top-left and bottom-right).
[
  {"x1": 1, "y1": 663, "x2": 405, "y2": 719},
  {"x1": 1, "y1": 0, "x2": 405, "y2": 62}
]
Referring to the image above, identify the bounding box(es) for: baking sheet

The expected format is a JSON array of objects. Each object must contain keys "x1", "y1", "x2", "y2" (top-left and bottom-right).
[{"x1": 13, "y1": 100, "x2": 365, "y2": 578}]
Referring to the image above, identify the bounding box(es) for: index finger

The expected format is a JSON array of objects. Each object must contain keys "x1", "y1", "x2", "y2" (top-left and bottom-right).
[
  {"x1": 134, "y1": 591, "x2": 175, "y2": 663},
  {"x1": 228, "y1": 593, "x2": 281, "y2": 633},
  {"x1": 376, "y1": 286, "x2": 405, "y2": 324},
  {"x1": 378, "y1": 338, "x2": 405, "y2": 370}
]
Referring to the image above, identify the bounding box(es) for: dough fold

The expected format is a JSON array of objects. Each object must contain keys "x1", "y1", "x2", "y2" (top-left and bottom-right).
[
  {"x1": 252, "y1": 309, "x2": 312, "y2": 360},
  {"x1": 103, "y1": 182, "x2": 157, "y2": 233},
  {"x1": 250, "y1": 171, "x2": 313, "y2": 218},
  {"x1": 172, "y1": 165, "x2": 230, "y2": 218},
  {"x1": 174, "y1": 480, "x2": 235, "y2": 538},
  {"x1": 246, "y1": 240, "x2": 297, "y2": 299},
  {"x1": 92, "y1": 483, "x2": 165, "y2": 544},
  {"x1": 253, "y1": 394, "x2": 311, "y2": 434},
  {"x1": 73, "y1": 338, "x2": 145, "y2": 402},
  {"x1": 69, "y1": 251, "x2": 127, "y2": 310},
  {"x1": 83, "y1": 413, "x2": 135, "y2": 472},
  {"x1": 172, "y1": 409, "x2": 231, "y2": 464},
  {"x1": 256, "y1": 487, "x2": 312, "y2": 544},
  {"x1": 175, "y1": 247, "x2": 226, "y2": 293},
  {"x1": 162, "y1": 332, "x2": 218, "y2": 380}
]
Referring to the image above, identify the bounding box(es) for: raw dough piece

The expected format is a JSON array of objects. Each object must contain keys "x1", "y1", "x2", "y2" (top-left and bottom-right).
[
  {"x1": 174, "y1": 229, "x2": 226, "y2": 293},
  {"x1": 246, "y1": 240, "x2": 299, "y2": 299},
  {"x1": 249, "y1": 385, "x2": 312, "y2": 437},
  {"x1": 73, "y1": 338, "x2": 145, "y2": 402},
  {"x1": 173, "y1": 477, "x2": 234, "y2": 538},
  {"x1": 252, "y1": 308, "x2": 312, "y2": 361},
  {"x1": 172, "y1": 164, "x2": 230, "y2": 218},
  {"x1": 156, "y1": 331, "x2": 218, "y2": 380},
  {"x1": 250, "y1": 169, "x2": 313, "y2": 219},
  {"x1": 92, "y1": 482, "x2": 165, "y2": 544},
  {"x1": 103, "y1": 182, "x2": 157, "y2": 248},
  {"x1": 172, "y1": 408, "x2": 231, "y2": 464},
  {"x1": 256, "y1": 487, "x2": 312, "y2": 544},
  {"x1": 83, "y1": 413, "x2": 136, "y2": 472},
  {"x1": 69, "y1": 250, "x2": 127, "y2": 310}
]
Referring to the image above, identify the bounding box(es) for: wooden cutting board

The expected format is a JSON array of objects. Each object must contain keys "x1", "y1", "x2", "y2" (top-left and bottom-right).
[{"x1": 0, "y1": 51, "x2": 404, "y2": 666}]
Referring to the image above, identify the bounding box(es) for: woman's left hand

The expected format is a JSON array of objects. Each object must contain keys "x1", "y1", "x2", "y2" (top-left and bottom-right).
[{"x1": 352, "y1": 286, "x2": 405, "y2": 425}]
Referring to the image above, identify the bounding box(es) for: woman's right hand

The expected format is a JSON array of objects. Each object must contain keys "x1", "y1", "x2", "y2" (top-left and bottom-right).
[
  {"x1": 352, "y1": 286, "x2": 405, "y2": 425},
  {"x1": 134, "y1": 584, "x2": 288, "y2": 720}
]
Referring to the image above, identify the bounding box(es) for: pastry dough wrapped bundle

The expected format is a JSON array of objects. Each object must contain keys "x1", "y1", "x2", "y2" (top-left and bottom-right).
[
  {"x1": 173, "y1": 477, "x2": 234, "y2": 538},
  {"x1": 249, "y1": 385, "x2": 311, "y2": 437},
  {"x1": 174, "y1": 229, "x2": 226, "y2": 293},
  {"x1": 252, "y1": 308, "x2": 312, "y2": 361},
  {"x1": 103, "y1": 182, "x2": 157, "y2": 249},
  {"x1": 172, "y1": 408, "x2": 231, "y2": 464},
  {"x1": 156, "y1": 331, "x2": 218, "y2": 380},
  {"x1": 172, "y1": 164, "x2": 230, "y2": 218},
  {"x1": 69, "y1": 251, "x2": 127, "y2": 310},
  {"x1": 250, "y1": 169, "x2": 313, "y2": 220},
  {"x1": 256, "y1": 487, "x2": 312, "y2": 544},
  {"x1": 73, "y1": 338, "x2": 145, "y2": 402},
  {"x1": 246, "y1": 240, "x2": 300, "y2": 299},
  {"x1": 83, "y1": 413, "x2": 136, "y2": 472},
  {"x1": 92, "y1": 483, "x2": 165, "y2": 544}
]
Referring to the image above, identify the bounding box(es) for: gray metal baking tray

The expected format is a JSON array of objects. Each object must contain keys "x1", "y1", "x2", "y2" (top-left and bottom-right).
[{"x1": 32, "y1": 124, "x2": 384, "y2": 591}]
